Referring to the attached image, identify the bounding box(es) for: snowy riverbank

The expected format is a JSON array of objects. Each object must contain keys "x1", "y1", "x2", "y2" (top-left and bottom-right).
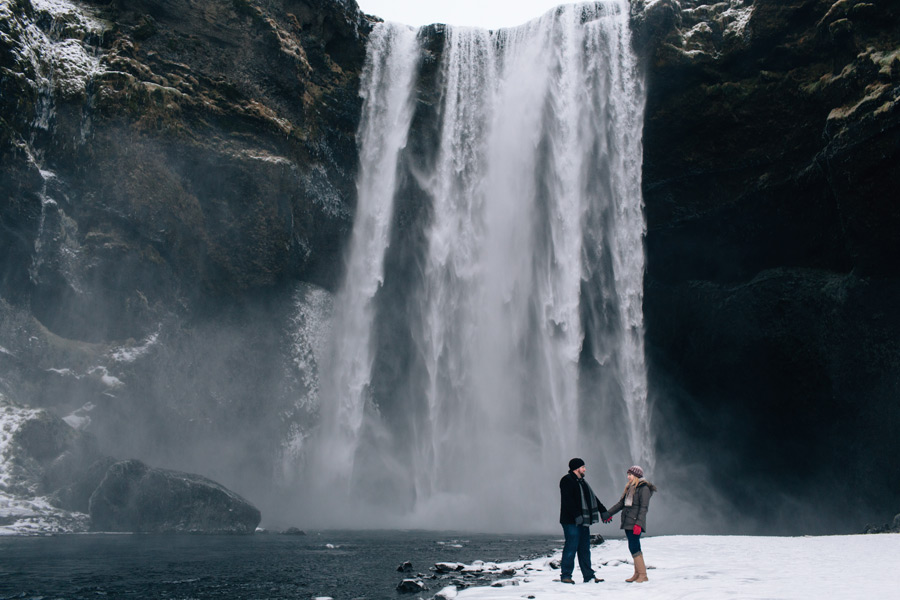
[{"x1": 447, "y1": 533, "x2": 900, "y2": 600}]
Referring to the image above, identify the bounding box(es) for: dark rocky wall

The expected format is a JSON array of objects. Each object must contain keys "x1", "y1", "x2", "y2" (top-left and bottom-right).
[
  {"x1": 2, "y1": 0, "x2": 369, "y2": 341},
  {"x1": 634, "y1": 0, "x2": 900, "y2": 530},
  {"x1": 0, "y1": 0, "x2": 369, "y2": 520}
]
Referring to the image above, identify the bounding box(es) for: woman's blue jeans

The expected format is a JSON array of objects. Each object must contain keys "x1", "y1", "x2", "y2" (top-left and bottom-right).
[
  {"x1": 625, "y1": 528, "x2": 642, "y2": 556},
  {"x1": 561, "y1": 523, "x2": 594, "y2": 581}
]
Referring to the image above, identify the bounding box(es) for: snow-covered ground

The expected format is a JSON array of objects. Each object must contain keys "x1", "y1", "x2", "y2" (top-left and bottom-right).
[{"x1": 448, "y1": 534, "x2": 900, "y2": 600}]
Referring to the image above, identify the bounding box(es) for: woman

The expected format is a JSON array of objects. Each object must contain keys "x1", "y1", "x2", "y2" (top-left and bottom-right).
[{"x1": 607, "y1": 465, "x2": 657, "y2": 583}]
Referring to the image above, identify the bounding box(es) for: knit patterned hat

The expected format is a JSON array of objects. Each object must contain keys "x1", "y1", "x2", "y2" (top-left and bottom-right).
[{"x1": 627, "y1": 465, "x2": 644, "y2": 478}]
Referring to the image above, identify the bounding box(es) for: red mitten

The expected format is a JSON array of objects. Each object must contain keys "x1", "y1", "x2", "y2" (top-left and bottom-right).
[{"x1": 633, "y1": 525, "x2": 642, "y2": 535}]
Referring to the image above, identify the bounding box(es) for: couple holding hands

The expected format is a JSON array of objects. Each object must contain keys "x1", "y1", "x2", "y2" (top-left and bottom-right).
[{"x1": 559, "y1": 458, "x2": 657, "y2": 585}]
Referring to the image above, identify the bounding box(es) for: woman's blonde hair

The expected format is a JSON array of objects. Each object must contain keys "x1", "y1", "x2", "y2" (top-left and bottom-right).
[{"x1": 622, "y1": 474, "x2": 641, "y2": 495}]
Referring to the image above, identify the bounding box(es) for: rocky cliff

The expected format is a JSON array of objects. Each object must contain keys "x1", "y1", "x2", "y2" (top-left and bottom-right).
[
  {"x1": 1, "y1": 0, "x2": 369, "y2": 530},
  {"x1": 2, "y1": 0, "x2": 368, "y2": 336},
  {"x1": 634, "y1": 0, "x2": 899, "y2": 528},
  {"x1": 1, "y1": 0, "x2": 898, "y2": 533}
]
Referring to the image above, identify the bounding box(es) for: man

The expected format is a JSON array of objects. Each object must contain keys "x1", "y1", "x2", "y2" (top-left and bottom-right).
[{"x1": 559, "y1": 457, "x2": 612, "y2": 584}]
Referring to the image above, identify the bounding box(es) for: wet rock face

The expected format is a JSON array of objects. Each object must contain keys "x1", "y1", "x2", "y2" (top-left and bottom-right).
[
  {"x1": 0, "y1": 396, "x2": 102, "y2": 501},
  {"x1": 89, "y1": 459, "x2": 262, "y2": 533},
  {"x1": 1, "y1": 0, "x2": 370, "y2": 343},
  {"x1": 1, "y1": 0, "x2": 358, "y2": 532},
  {"x1": 637, "y1": 0, "x2": 900, "y2": 526}
]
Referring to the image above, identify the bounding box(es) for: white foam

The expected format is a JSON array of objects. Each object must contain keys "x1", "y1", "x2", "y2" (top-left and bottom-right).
[
  {"x1": 63, "y1": 402, "x2": 94, "y2": 431},
  {"x1": 109, "y1": 331, "x2": 159, "y2": 363}
]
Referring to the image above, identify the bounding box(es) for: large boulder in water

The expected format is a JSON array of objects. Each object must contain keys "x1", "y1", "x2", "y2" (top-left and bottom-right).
[{"x1": 89, "y1": 459, "x2": 261, "y2": 533}]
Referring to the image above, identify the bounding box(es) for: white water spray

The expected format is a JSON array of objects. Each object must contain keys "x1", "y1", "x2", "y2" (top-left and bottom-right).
[
  {"x1": 310, "y1": 23, "x2": 421, "y2": 496},
  {"x1": 306, "y1": 2, "x2": 650, "y2": 530}
]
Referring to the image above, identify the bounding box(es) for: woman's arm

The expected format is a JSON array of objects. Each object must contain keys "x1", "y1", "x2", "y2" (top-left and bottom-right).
[{"x1": 607, "y1": 493, "x2": 625, "y2": 516}]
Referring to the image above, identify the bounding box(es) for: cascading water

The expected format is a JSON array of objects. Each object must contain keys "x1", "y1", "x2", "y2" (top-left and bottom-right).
[
  {"x1": 309, "y1": 23, "x2": 422, "y2": 498},
  {"x1": 304, "y1": 1, "x2": 650, "y2": 530}
]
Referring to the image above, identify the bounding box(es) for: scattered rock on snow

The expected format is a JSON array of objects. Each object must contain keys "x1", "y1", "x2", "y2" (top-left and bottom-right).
[
  {"x1": 863, "y1": 513, "x2": 900, "y2": 534},
  {"x1": 433, "y1": 585, "x2": 457, "y2": 599},
  {"x1": 396, "y1": 578, "x2": 428, "y2": 593}
]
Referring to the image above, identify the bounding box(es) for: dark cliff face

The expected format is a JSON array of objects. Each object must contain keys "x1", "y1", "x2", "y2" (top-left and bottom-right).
[
  {"x1": 1, "y1": 0, "x2": 369, "y2": 517},
  {"x1": 2, "y1": 0, "x2": 369, "y2": 342},
  {"x1": 635, "y1": 0, "x2": 900, "y2": 530}
]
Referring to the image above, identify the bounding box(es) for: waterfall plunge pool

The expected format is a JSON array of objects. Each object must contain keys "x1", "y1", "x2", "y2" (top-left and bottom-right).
[{"x1": 0, "y1": 530, "x2": 562, "y2": 599}]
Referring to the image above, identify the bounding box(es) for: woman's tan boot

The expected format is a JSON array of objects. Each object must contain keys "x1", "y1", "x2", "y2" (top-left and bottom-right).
[
  {"x1": 625, "y1": 554, "x2": 641, "y2": 582},
  {"x1": 633, "y1": 553, "x2": 649, "y2": 583}
]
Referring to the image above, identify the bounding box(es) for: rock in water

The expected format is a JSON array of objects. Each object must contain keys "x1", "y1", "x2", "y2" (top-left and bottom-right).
[
  {"x1": 89, "y1": 459, "x2": 261, "y2": 533},
  {"x1": 51, "y1": 456, "x2": 118, "y2": 514}
]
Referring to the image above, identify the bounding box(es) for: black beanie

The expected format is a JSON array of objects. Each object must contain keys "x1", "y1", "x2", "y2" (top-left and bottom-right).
[{"x1": 568, "y1": 457, "x2": 585, "y2": 471}]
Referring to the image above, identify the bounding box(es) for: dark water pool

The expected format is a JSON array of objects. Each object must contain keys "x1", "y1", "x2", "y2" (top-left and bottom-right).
[{"x1": 0, "y1": 530, "x2": 559, "y2": 599}]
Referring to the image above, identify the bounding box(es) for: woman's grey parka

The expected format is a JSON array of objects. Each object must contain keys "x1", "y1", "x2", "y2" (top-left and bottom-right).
[{"x1": 608, "y1": 480, "x2": 657, "y2": 531}]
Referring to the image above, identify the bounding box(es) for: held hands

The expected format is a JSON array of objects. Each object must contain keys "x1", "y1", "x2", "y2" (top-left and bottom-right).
[
  {"x1": 633, "y1": 525, "x2": 642, "y2": 535},
  {"x1": 601, "y1": 511, "x2": 612, "y2": 523}
]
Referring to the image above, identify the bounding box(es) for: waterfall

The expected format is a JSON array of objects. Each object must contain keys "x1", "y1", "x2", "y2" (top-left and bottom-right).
[
  {"x1": 310, "y1": 23, "x2": 422, "y2": 497},
  {"x1": 305, "y1": 1, "x2": 649, "y2": 530}
]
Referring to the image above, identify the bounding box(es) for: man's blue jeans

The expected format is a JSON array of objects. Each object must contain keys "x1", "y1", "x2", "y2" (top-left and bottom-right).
[{"x1": 561, "y1": 523, "x2": 594, "y2": 581}]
